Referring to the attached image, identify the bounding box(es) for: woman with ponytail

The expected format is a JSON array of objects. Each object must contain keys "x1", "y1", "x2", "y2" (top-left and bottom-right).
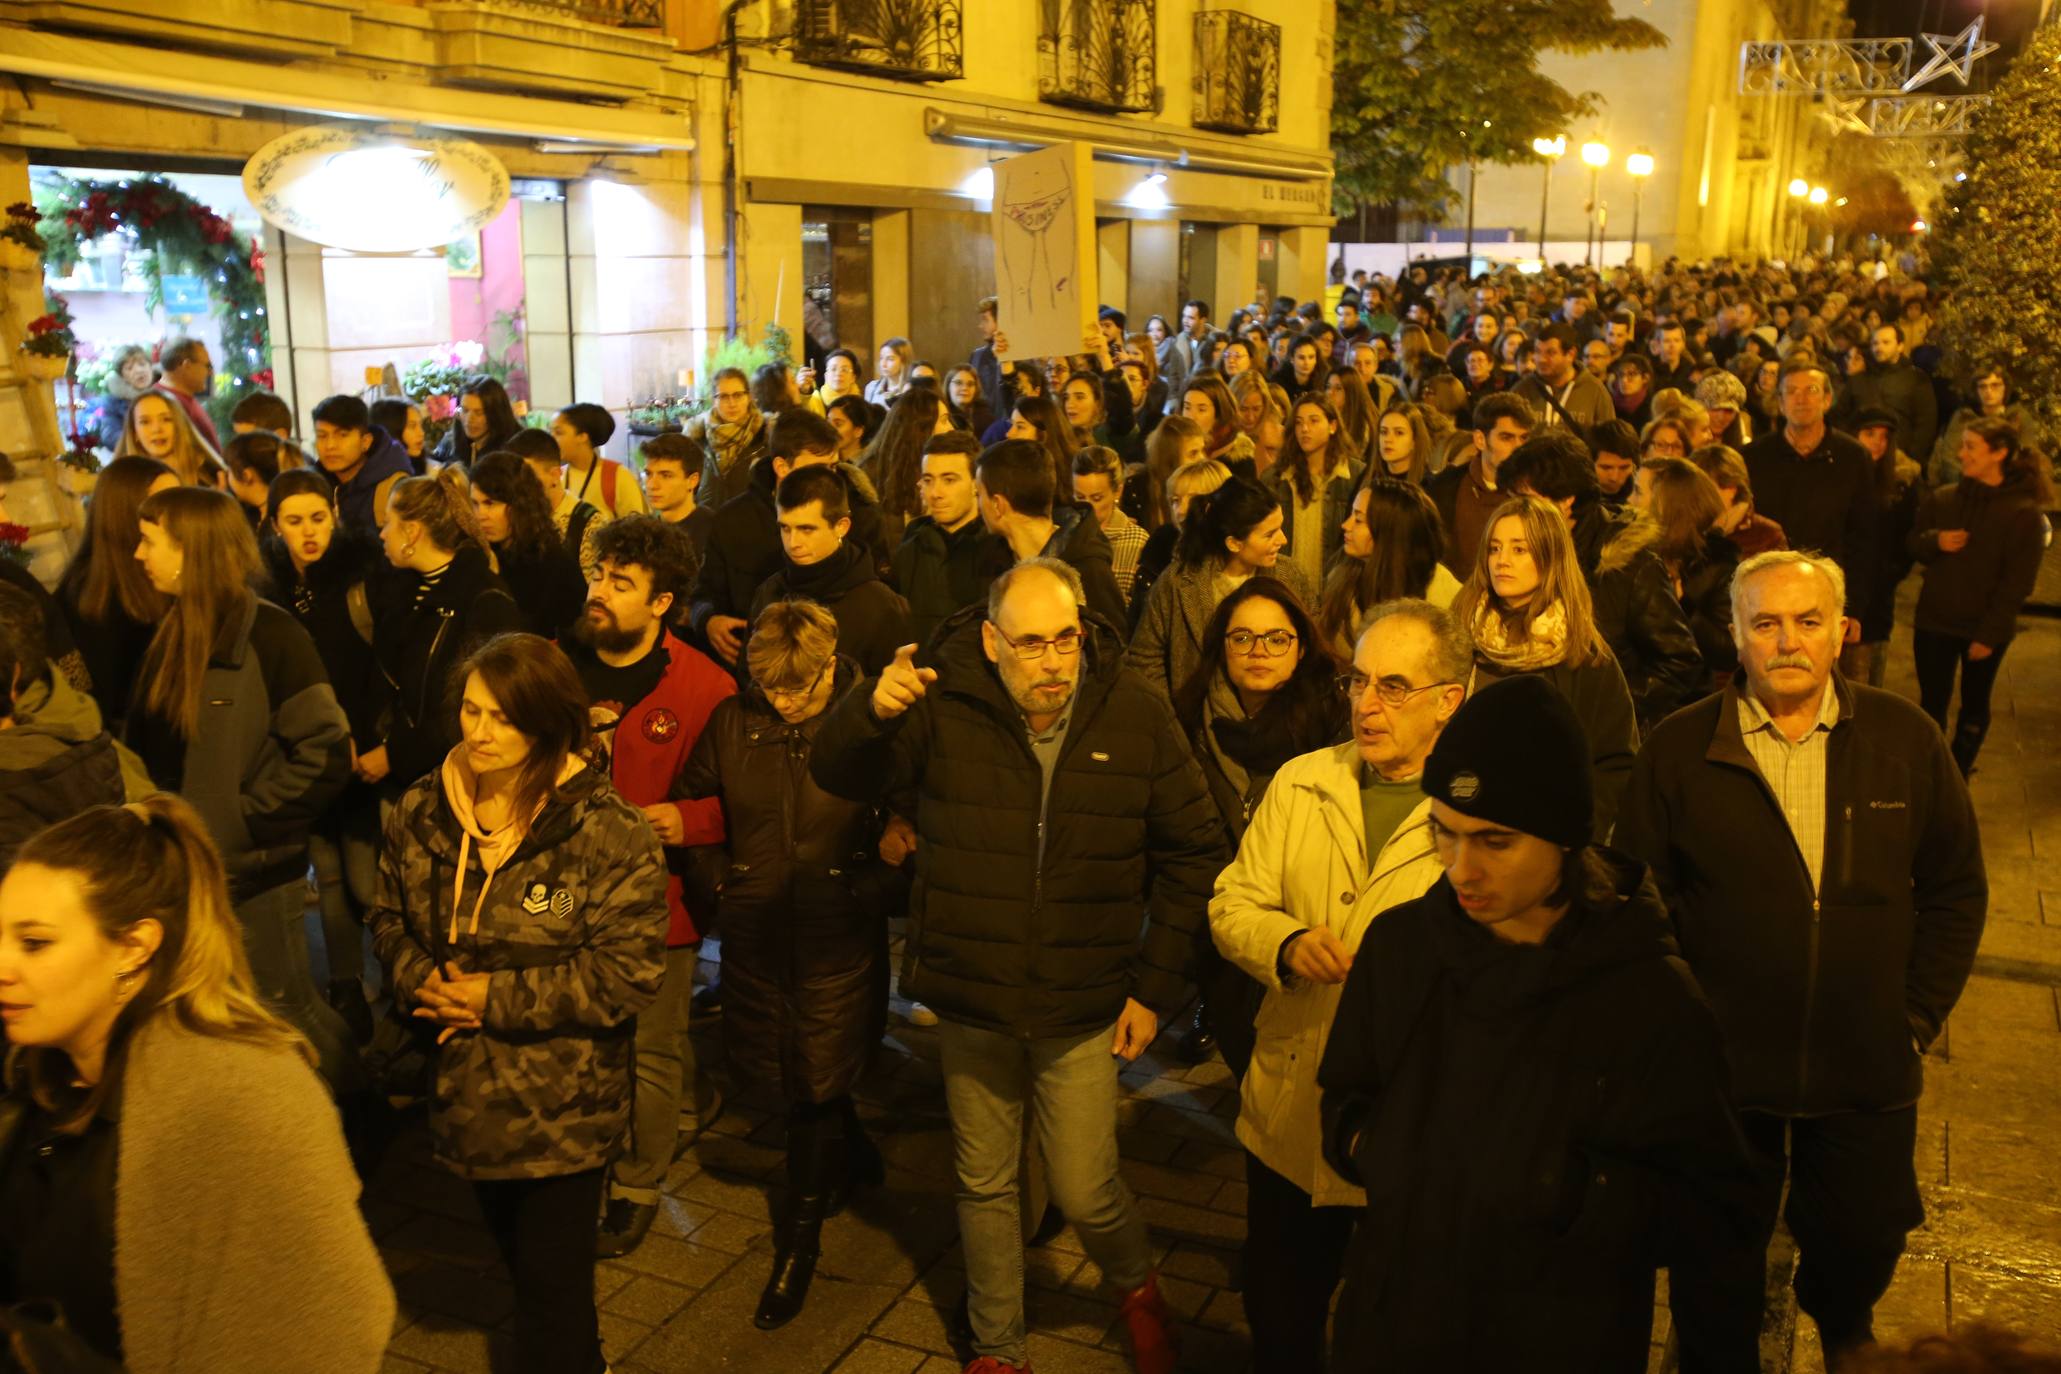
[
  {"x1": 0, "y1": 795, "x2": 395, "y2": 1372},
  {"x1": 125, "y1": 486, "x2": 360, "y2": 1089},
  {"x1": 365, "y1": 468, "x2": 522, "y2": 794},
  {"x1": 370, "y1": 633, "x2": 666, "y2": 1374}
]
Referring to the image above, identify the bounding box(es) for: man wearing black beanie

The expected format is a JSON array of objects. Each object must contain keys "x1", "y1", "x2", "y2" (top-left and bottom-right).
[{"x1": 1317, "y1": 674, "x2": 1764, "y2": 1372}]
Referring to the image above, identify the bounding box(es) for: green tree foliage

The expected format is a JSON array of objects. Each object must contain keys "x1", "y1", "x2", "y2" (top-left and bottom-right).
[
  {"x1": 1331, "y1": 0, "x2": 1666, "y2": 219},
  {"x1": 1930, "y1": 21, "x2": 2061, "y2": 438}
]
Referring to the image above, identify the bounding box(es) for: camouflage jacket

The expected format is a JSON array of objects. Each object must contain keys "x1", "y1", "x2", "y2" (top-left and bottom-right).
[{"x1": 369, "y1": 762, "x2": 668, "y2": 1179}]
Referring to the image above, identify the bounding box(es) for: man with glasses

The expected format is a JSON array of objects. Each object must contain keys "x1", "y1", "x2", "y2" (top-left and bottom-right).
[
  {"x1": 1208, "y1": 598, "x2": 1466, "y2": 1371},
  {"x1": 812, "y1": 559, "x2": 1224, "y2": 1374}
]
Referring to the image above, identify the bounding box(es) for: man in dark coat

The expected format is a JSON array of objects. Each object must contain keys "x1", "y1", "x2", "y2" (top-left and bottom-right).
[
  {"x1": 746, "y1": 465, "x2": 910, "y2": 676},
  {"x1": 687, "y1": 409, "x2": 842, "y2": 669},
  {"x1": 973, "y1": 439, "x2": 1129, "y2": 633},
  {"x1": 1498, "y1": 433, "x2": 1703, "y2": 732},
  {"x1": 811, "y1": 560, "x2": 1223, "y2": 1374},
  {"x1": 1835, "y1": 324, "x2": 1939, "y2": 463},
  {"x1": 1318, "y1": 674, "x2": 1763, "y2": 1373},
  {"x1": 1743, "y1": 359, "x2": 1878, "y2": 643},
  {"x1": 893, "y1": 432, "x2": 990, "y2": 649},
  {"x1": 1617, "y1": 550, "x2": 1986, "y2": 1370}
]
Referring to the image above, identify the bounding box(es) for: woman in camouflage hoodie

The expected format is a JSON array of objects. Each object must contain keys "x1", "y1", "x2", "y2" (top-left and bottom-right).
[{"x1": 369, "y1": 633, "x2": 667, "y2": 1374}]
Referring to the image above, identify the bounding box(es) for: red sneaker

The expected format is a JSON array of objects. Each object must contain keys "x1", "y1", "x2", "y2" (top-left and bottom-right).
[
  {"x1": 961, "y1": 1359, "x2": 1032, "y2": 1374},
  {"x1": 1117, "y1": 1272, "x2": 1179, "y2": 1374}
]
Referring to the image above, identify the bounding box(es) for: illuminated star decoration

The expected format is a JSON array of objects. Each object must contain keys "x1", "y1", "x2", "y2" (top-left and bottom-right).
[
  {"x1": 1902, "y1": 18, "x2": 1999, "y2": 93},
  {"x1": 1825, "y1": 95, "x2": 1873, "y2": 134}
]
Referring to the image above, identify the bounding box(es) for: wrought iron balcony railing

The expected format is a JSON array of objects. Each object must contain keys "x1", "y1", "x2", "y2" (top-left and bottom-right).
[
  {"x1": 506, "y1": 0, "x2": 664, "y2": 27},
  {"x1": 795, "y1": 0, "x2": 965, "y2": 83},
  {"x1": 1037, "y1": 0, "x2": 1157, "y2": 114},
  {"x1": 1192, "y1": 10, "x2": 1280, "y2": 135}
]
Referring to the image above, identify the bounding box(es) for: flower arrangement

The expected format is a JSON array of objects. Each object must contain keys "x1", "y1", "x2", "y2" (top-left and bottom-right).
[
  {"x1": 0, "y1": 522, "x2": 30, "y2": 568},
  {"x1": 0, "y1": 202, "x2": 44, "y2": 269},
  {"x1": 17, "y1": 293, "x2": 76, "y2": 381}
]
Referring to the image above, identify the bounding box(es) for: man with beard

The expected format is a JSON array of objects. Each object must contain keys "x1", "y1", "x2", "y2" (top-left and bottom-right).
[
  {"x1": 810, "y1": 560, "x2": 1224, "y2": 1374},
  {"x1": 561, "y1": 515, "x2": 736, "y2": 1258}
]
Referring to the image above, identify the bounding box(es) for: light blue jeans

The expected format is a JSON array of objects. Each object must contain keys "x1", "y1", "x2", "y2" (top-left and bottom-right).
[{"x1": 938, "y1": 1019, "x2": 1152, "y2": 1364}]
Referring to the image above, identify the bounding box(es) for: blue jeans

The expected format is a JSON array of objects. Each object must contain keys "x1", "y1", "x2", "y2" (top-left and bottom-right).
[
  {"x1": 307, "y1": 796, "x2": 383, "y2": 990},
  {"x1": 938, "y1": 1019, "x2": 1152, "y2": 1364}
]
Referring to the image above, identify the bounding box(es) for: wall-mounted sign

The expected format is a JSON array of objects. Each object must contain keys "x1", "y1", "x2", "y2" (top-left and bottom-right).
[
  {"x1": 159, "y1": 274, "x2": 209, "y2": 313},
  {"x1": 243, "y1": 124, "x2": 510, "y2": 253}
]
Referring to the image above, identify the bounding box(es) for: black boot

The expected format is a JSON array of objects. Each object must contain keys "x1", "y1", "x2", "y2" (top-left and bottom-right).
[
  {"x1": 827, "y1": 1104, "x2": 884, "y2": 1217},
  {"x1": 1175, "y1": 1002, "x2": 1216, "y2": 1064},
  {"x1": 755, "y1": 1116, "x2": 836, "y2": 1330},
  {"x1": 1951, "y1": 721, "x2": 1986, "y2": 778}
]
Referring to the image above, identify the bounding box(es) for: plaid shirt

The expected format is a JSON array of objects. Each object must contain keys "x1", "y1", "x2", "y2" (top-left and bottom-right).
[
  {"x1": 1735, "y1": 678, "x2": 1841, "y2": 892},
  {"x1": 1102, "y1": 508, "x2": 1149, "y2": 601}
]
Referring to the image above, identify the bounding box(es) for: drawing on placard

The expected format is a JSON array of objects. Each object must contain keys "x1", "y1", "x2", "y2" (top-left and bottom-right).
[{"x1": 990, "y1": 143, "x2": 1092, "y2": 361}]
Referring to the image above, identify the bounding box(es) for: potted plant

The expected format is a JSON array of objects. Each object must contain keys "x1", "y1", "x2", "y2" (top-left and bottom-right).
[
  {"x1": 60, "y1": 429, "x2": 103, "y2": 500},
  {"x1": 18, "y1": 310, "x2": 73, "y2": 383},
  {"x1": 0, "y1": 202, "x2": 42, "y2": 273}
]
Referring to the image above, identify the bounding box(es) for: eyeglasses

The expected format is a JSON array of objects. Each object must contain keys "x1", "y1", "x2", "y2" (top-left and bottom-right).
[
  {"x1": 1225, "y1": 629, "x2": 1299, "y2": 657},
  {"x1": 992, "y1": 626, "x2": 1083, "y2": 661},
  {"x1": 760, "y1": 660, "x2": 830, "y2": 704},
  {"x1": 1337, "y1": 673, "x2": 1457, "y2": 709}
]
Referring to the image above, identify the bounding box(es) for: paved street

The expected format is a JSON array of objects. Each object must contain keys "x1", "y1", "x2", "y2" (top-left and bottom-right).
[{"x1": 369, "y1": 606, "x2": 2061, "y2": 1374}]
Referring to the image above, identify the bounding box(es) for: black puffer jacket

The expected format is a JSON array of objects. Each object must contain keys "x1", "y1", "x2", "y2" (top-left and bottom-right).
[
  {"x1": 1674, "y1": 535, "x2": 1744, "y2": 692},
  {"x1": 491, "y1": 538, "x2": 587, "y2": 640},
  {"x1": 680, "y1": 661, "x2": 906, "y2": 1102},
  {"x1": 690, "y1": 460, "x2": 892, "y2": 642},
  {"x1": 1570, "y1": 502, "x2": 1702, "y2": 733},
  {"x1": 810, "y1": 606, "x2": 1226, "y2": 1036},
  {"x1": 371, "y1": 544, "x2": 522, "y2": 791},
  {"x1": 972, "y1": 504, "x2": 1130, "y2": 635},
  {"x1": 1317, "y1": 853, "x2": 1763, "y2": 1373}
]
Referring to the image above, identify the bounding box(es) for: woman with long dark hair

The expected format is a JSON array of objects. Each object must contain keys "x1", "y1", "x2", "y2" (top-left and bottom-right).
[
  {"x1": 1170, "y1": 578, "x2": 1346, "y2": 1072},
  {"x1": 1272, "y1": 335, "x2": 1324, "y2": 396},
  {"x1": 261, "y1": 469, "x2": 391, "y2": 1039},
  {"x1": 1909, "y1": 417, "x2": 2055, "y2": 775},
  {"x1": 1004, "y1": 393, "x2": 1083, "y2": 498},
  {"x1": 432, "y1": 375, "x2": 522, "y2": 468},
  {"x1": 1324, "y1": 365, "x2": 1381, "y2": 466},
  {"x1": 943, "y1": 363, "x2": 993, "y2": 438},
  {"x1": 827, "y1": 393, "x2": 882, "y2": 466},
  {"x1": 1264, "y1": 394, "x2": 1363, "y2": 592},
  {"x1": 58, "y1": 455, "x2": 178, "y2": 731},
  {"x1": 1370, "y1": 402, "x2": 1433, "y2": 485},
  {"x1": 0, "y1": 796, "x2": 395, "y2": 1372},
  {"x1": 125, "y1": 486, "x2": 361, "y2": 1089},
  {"x1": 680, "y1": 600, "x2": 904, "y2": 1329},
  {"x1": 1454, "y1": 497, "x2": 1638, "y2": 837},
  {"x1": 369, "y1": 633, "x2": 668, "y2": 1374},
  {"x1": 469, "y1": 451, "x2": 587, "y2": 637},
  {"x1": 1316, "y1": 478, "x2": 1460, "y2": 658},
  {"x1": 1128, "y1": 475, "x2": 1313, "y2": 709},
  {"x1": 1183, "y1": 374, "x2": 1255, "y2": 473},
  {"x1": 864, "y1": 386, "x2": 955, "y2": 540},
  {"x1": 364, "y1": 469, "x2": 523, "y2": 794}
]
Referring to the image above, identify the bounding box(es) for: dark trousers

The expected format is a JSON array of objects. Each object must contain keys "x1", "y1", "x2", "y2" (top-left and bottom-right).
[
  {"x1": 473, "y1": 1169, "x2": 608, "y2": 1374},
  {"x1": 1913, "y1": 628, "x2": 2007, "y2": 774},
  {"x1": 1243, "y1": 1152, "x2": 1358, "y2": 1374},
  {"x1": 1740, "y1": 1108, "x2": 1923, "y2": 1364}
]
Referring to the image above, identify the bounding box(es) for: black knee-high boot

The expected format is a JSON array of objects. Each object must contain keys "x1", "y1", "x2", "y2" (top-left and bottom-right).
[
  {"x1": 755, "y1": 1109, "x2": 838, "y2": 1330},
  {"x1": 827, "y1": 1096, "x2": 883, "y2": 1217}
]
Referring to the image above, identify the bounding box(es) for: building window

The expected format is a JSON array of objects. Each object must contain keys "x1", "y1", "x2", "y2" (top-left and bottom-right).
[
  {"x1": 1192, "y1": 10, "x2": 1279, "y2": 135},
  {"x1": 1038, "y1": 0, "x2": 1157, "y2": 114},
  {"x1": 795, "y1": 0, "x2": 965, "y2": 83}
]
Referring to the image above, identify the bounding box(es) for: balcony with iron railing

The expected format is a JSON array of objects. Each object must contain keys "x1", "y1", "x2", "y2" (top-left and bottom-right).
[
  {"x1": 1037, "y1": 0, "x2": 1156, "y2": 114},
  {"x1": 794, "y1": 0, "x2": 965, "y2": 83},
  {"x1": 1192, "y1": 9, "x2": 1279, "y2": 135}
]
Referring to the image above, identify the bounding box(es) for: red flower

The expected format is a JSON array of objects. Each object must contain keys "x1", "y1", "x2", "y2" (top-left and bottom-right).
[
  {"x1": 26, "y1": 314, "x2": 61, "y2": 335},
  {"x1": 251, "y1": 368, "x2": 276, "y2": 390},
  {"x1": 0, "y1": 523, "x2": 29, "y2": 547}
]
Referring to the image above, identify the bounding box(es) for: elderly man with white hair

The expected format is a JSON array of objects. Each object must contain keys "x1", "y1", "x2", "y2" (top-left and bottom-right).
[{"x1": 1617, "y1": 548, "x2": 1987, "y2": 1371}]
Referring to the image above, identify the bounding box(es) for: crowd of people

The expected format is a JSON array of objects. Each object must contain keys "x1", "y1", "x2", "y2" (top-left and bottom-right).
[{"x1": 0, "y1": 249, "x2": 2046, "y2": 1374}]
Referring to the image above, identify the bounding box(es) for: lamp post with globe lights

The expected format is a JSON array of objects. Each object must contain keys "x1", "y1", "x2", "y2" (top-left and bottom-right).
[
  {"x1": 1581, "y1": 139, "x2": 1610, "y2": 265},
  {"x1": 1625, "y1": 149, "x2": 1654, "y2": 264},
  {"x1": 1533, "y1": 135, "x2": 1566, "y2": 260}
]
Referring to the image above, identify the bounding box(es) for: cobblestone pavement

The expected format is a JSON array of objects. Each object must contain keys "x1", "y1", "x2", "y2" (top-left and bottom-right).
[{"x1": 368, "y1": 610, "x2": 2061, "y2": 1374}]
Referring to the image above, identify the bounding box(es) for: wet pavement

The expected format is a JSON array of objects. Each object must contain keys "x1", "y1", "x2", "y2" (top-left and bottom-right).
[{"x1": 366, "y1": 608, "x2": 2061, "y2": 1374}]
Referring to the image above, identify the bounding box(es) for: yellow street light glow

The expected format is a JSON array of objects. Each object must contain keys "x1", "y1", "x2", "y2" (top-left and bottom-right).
[
  {"x1": 1580, "y1": 140, "x2": 1611, "y2": 168},
  {"x1": 1625, "y1": 150, "x2": 1655, "y2": 178},
  {"x1": 1788, "y1": 178, "x2": 1810, "y2": 198},
  {"x1": 1808, "y1": 186, "x2": 1829, "y2": 205},
  {"x1": 1533, "y1": 136, "x2": 1567, "y2": 159}
]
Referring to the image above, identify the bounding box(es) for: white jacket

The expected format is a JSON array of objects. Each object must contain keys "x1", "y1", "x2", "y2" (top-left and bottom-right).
[{"x1": 1209, "y1": 742, "x2": 1444, "y2": 1206}]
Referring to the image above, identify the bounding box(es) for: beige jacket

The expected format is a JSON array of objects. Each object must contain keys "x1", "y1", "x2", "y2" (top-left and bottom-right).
[{"x1": 1209, "y1": 742, "x2": 1443, "y2": 1206}]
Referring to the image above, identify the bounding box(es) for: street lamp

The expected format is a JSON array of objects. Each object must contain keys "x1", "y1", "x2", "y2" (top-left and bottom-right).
[
  {"x1": 1624, "y1": 148, "x2": 1654, "y2": 266},
  {"x1": 1807, "y1": 185, "x2": 1828, "y2": 206},
  {"x1": 1532, "y1": 136, "x2": 1566, "y2": 260},
  {"x1": 1580, "y1": 140, "x2": 1610, "y2": 265}
]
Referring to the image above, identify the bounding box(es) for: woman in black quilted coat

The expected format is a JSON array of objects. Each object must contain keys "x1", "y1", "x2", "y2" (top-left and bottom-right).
[{"x1": 679, "y1": 599, "x2": 906, "y2": 1333}]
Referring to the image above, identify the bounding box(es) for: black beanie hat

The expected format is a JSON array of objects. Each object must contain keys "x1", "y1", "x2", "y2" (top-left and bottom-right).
[{"x1": 1421, "y1": 674, "x2": 1592, "y2": 850}]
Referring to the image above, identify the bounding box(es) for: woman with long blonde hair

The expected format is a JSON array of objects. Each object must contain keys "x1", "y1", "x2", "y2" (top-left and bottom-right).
[
  {"x1": 124, "y1": 485, "x2": 361, "y2": 1089},
  {"x1": 1454, "y1": 496, "x2": 1638, "y2": 836},
  {"x1": 0, "y1": 796, "x2": 394, "y2": 1370},
  {"x1": 115, "y1": 388, "x2": 224, "y2": 487}
]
